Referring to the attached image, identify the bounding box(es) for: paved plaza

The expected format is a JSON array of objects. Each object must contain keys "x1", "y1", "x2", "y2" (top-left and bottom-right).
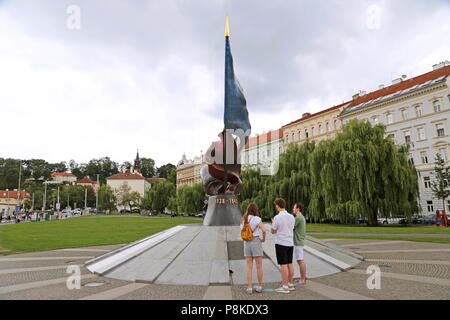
[{"x1": 1, "y1": 237, "x2": 450, "y2": 300}]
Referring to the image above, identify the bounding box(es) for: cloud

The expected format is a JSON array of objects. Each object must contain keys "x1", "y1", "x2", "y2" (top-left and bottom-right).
[{"x1": 0, "y1": 0, "x2": 449, "y2": 166}]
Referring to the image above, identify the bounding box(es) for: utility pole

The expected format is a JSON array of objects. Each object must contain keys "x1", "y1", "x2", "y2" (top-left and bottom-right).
[
  {"x1": 17, "y1": 161, "x2": 22, "y2": 213},
  {"x1": 84, "y1": 187, "x2": 87, "y2": 209},
  {"x1": 56, "y1": 186, "x2": 60, "y2": 213},
  {"x1": 96, "y1": 174, "x2": 99, "y2": 213},
  {"x1": 43, "y1": 182, "x2": 47, "y2": 211}
]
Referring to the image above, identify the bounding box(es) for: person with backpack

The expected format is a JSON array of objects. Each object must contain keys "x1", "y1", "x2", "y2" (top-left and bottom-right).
[{"x1": 240, "y1": 203, "x2": 266, "y2": 294}]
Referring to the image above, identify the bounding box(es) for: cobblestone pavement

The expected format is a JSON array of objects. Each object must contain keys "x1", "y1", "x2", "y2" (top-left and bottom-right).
[{"x1": 1, "y1": 239, "x2": 450, "y2": 300}]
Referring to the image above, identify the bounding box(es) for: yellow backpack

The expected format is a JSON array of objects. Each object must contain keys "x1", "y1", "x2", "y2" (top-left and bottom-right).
[{"x1": 241, "y1": 217, "x2": 257, "y2": 241}]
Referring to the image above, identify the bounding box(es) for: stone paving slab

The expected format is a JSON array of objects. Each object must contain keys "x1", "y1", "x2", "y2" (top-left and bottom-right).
[
  {"x1": 313, "y1": 269, "x2": 450, "y2": 300},
  {"x1": 118, "y1": 284, "x2": 208, "y2": 300},
  {"x1": 0, "y1": 275, "x2": 132, "y2": 300},
  {"x1": 359, "y1": 260, "x2": 450, "y2": 279},
  {"x1": 0, "y1": 266, "x2": 89, "y2": 287}
]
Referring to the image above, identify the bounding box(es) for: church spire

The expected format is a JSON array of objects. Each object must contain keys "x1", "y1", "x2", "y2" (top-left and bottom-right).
[{"x1": 134, "y1": 149, "x2": 141, "y2": 173}]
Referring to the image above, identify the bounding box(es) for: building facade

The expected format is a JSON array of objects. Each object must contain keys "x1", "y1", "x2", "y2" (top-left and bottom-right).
[
  {"x1": 50, "y1": 172, "x2": 77, "y2": 184},
  {"x1": 340, "y1": 62, "x2": 450, "y2": 215},
  {"x1": 0, "y1": 190, "x2": 31, "y2": 217},
  {"x1": 241, "y1": 129, "x2": 284, "y2": 175},
  {"x1": 76, "y1": 177, "x2": 99, "y2": 191},
  {"x1": 176, "y1": 154, "x2": 205, "y2": 189},
  {"x1": 282, "y1": 101, "x2": 350, "y2": 149}
]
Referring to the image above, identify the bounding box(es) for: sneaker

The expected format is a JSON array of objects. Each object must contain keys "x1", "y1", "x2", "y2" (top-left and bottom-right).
[
  {"x1": 275, "y1": 287, "x2": 290, "y2": 294},
  {"x1": 254, "y1": 286, "x2": 263, "y2": 293},
  {"x1": 246, "y1": 288, "x2": 253, "y2": 294},
  {"x1": 288, "y1": 283, "x2": 296, "y2": 291}
]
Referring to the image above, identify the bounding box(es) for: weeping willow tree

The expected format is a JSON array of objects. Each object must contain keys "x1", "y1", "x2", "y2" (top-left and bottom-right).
[
  {"x1": 240, "y1": 141, "x2": 315, "y2": 220},
  {"x1": 309, "y1": 119, "x2": 419, "y2": 226}
]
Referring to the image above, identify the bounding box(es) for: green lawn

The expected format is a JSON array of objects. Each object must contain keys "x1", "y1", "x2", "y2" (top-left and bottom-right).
[
  {"x1": 306, "y1": 224, "x2": 450, "y2": 234},
  {"x1": 0, "y1": 216, "x2": 201, "y2": 255}
]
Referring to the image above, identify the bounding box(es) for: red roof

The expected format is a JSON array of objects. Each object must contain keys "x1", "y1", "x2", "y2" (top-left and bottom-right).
[
  {"x1": 76, "y1": 177, "x2": 97, "y2": 184},
  {"x1": 0, "y1": 190, "x2": 31, "y2": 200},
  {"x1": 146, "y1": 178, "x2": 166, "y2": 184},
  {"x1": 347, "y1": 65, "x2": 450, "y2": 110},
  {"x1": 107, "y1": 172, "x2": 145, "y2": 180},
  {"x1": 51, "y1": 172, "x2": 76, "y2": 177},
  {"x1": 283, "y1": 100, "x2": 351, "y2": 128},
  {"x1": 245, "y1": 129, "x2": 284, "y2": 148}
]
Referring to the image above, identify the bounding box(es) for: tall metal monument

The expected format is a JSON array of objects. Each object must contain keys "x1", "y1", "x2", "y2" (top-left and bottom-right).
[{"x1": 200, "y1": 17, "x2": 251, "y2": 226}]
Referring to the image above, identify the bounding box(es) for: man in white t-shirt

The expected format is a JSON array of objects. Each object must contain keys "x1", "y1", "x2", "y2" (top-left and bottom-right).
[{"x1": 271, "y1": 198, "x2": 295, "y2": 294}]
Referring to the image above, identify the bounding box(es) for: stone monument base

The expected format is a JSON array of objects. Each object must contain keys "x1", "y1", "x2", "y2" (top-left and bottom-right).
[{"x1": 203, "y1": 194, "x2": 242, "y2": 226}]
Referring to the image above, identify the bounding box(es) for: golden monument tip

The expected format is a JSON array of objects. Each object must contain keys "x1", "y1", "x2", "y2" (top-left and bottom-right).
[{"x1": 225, "y1": 16, "x2": 230, "y2": 37}]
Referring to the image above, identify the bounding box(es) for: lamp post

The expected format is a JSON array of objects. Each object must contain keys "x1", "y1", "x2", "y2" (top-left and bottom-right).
[{"x1": 95, "y1": 174, "x2": 99, "y2": 214}]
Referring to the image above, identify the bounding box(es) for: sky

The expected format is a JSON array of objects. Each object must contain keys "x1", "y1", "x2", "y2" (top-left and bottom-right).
[{"x1": 1, "y1": 0, "x2": 450, "y2": 167}]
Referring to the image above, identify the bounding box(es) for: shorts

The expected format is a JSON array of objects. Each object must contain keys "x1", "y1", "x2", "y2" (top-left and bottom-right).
[
  {"x1": 294, "y1": 246, "x2": 304, "y2": 261},
  {"x1": 275, "y1": 244, "x2": 293, "y2": 265},
  {"x1": 244, "y1": 238, "x2": 263, "y2": 257}
]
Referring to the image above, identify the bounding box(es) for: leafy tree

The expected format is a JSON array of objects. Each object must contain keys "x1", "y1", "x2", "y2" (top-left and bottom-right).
[
  {"x1": 84, "y1": 157, "x2": 119, "y2": 184},
  {"x1": 167, "y1": 196, "x2": 178, "y2": 214},
  {"x1": 141, "y1": 158, "x2": 156, "y2": 178},
  {"x1": 98, "y1": 184, "x2": 117, "y2": 212},
  {"x1": 167, "y1": 168, "x2": 177, "y2": 185},
  {"x1": 431, "y1": 153, "x2": 450, "y2": 214},
  {"x1": 309, "y1": 119, "x2": 418, "y2": 226},
  {"x1": 121, "y1": 192, "x2": 141, "y2": 211},
  {"x1": 142, "y1": 181, "x2": 175, "y2": 213},
  {"x1": 176, "y1": 183, "x2": 205, "y2": 214},
  {"x1": 157, "y1": 163, "x2": 176, "y2": 178}
]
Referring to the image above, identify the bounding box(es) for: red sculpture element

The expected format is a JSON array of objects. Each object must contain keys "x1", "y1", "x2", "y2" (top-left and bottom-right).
[{"x1": 201, "y1": 131, "x2": 243, "y2": 196}]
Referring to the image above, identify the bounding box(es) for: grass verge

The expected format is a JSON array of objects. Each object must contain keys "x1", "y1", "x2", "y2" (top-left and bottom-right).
[{"x1": 0, "y1": 216, "x2": 201, "y2": 255}]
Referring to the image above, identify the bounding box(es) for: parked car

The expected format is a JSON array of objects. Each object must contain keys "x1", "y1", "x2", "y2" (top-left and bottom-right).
[
  {"x1": 416, "y1": 214, "x2": 436, "y2": 225},
  {"x1": 356, "y1": 217, "x2": 366, "y2": 224},
  {"x1": 120, "y1": 209, "x2": 131, "y2": 214},
  {"x1": 131, "y1": 208, "x2": 141, "y2": 213}
]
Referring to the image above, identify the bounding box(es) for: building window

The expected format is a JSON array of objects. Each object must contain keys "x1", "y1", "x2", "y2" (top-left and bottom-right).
[
  {"x1": 298, "y1": 131, "x2": 301, "y2": 140},
  {"x1": 408, "y1": 155, "x2": 414, "y2": 165},
  {"x1": 404, "y1": 130, "x2": 411, "y2": 144},
  {"x1": 427, "y1": 201, "x2": 434, "y2": 213},
  {"x1": 438, "y1": 148, "x2": 448, "y2": 161},
  {"x1": 386, "y1": 113, "x2": 394, "y2": 124},
  {"x1": 373, "y1": 116, "x2": 379, "y2": 125},
  {"x1": 415, "y1": 105, "x2": 422, "y2": 117},
  {"x1": 334, "y1": 120, "x2": 339, "y2": 130},
  {"x1": 286, "y1": 135, "x2": 289, "y2": 143},
  {"x1": 319, "y1": 125, "x2": 324, "y2": 135},
  {"x1": 292, "y1": 133, "x2": 295, "y2": 141},
  {"x1": 433, "y1": 100, "x2": 441, "y2": 113},
  {"x1": 326, "y1": 122, "x2": 331, "y2": 132},
  {"x1": 305, "y1": 130, "x2": 309, "y2": 139},
  {"x1": 421, "y1": 151, "x2": 429, "y2": 164},
  {"x1": 401, "y1": 109, "x2": 408, "y2": 121},
  {"x1": 436, "y1": 124, "x2": 445, "y2": 137},
  {"x1": 417, "y1": 127, "x2": 426, "y2": 141},
  {"x1": 312, "y1": 127, "x2": 315, "y2": 137},
  {"x1": 424, "y1": 177, "x2": 431, "y2": 189}
]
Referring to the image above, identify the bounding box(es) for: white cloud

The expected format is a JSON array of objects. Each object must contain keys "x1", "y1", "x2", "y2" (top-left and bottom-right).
[{"x1": 0, "y1": 0, "x2": 449, "y2": 167}]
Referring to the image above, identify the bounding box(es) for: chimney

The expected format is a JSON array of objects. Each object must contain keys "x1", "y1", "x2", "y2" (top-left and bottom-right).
[
  {"x1": 379, "y1": 84, "x2": 385, "y2": 90},
  {"x1": 352, "y1": 93, "x2": 360, "y2": 100},
  {"x1": 302, "y1": 113, "x2": 311, "y2": 118}
]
